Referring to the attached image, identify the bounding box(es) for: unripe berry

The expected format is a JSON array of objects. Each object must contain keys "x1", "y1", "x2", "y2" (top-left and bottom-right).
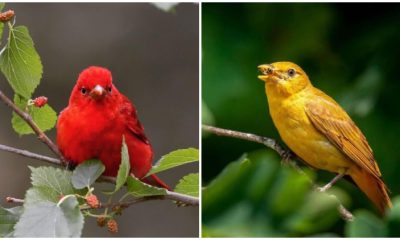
[{"x1": 97, "y1": 216, "x2": 106, "y2": 227}]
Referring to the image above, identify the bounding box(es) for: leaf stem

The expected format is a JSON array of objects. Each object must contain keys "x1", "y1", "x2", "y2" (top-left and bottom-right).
[
  {"x1": 118, "y1": 192, "x2": 131, "y2": 202},
  {"x1": 82, "y1": 211, "x2": 109, "y2": 218},
  {"x1": 57, "y1": 194, "x2": 75, "y2": 207},
  {"x1": 104, "y1": 195, "x2": 113, "y2": 216}
]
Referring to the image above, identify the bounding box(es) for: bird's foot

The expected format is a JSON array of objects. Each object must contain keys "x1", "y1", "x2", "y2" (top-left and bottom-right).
[
  {"x1": 317, "y1": 173, "x2": 345, "y2": 192},
  {"x1": 281, "y1": 150, "x2": 296, "y2": 166}
]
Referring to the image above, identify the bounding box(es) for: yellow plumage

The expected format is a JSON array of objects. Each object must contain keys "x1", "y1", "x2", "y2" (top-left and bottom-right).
[{"x1": 258, "y1": 61, "x2": 391, "y2": 214}]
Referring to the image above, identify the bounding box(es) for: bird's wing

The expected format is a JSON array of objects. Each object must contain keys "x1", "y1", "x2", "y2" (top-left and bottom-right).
[
  {"x1": 305, "y1": 92, "x2": 381, "y2": 178},
  {"x1": 120, "y1": 95, "x2": 150, "y2": 145}
]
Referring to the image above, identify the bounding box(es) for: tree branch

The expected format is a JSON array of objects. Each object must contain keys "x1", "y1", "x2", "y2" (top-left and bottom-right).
[
  {"x1": 202, "y1": 125, "x2": 288, "y2": 157},
  {"x1": 165, "y1": 190, "x2": 199, "y2": 205},
  {"x1": 0, "y1": 144, "x2": 61, "y2": 165},
  {"x1": 0, "y1": 143, "x2": 115, "y2": 184},
  {"x1": 202, "y1": 124, "x2": 354, "y2": 221},
  {"x1": 0, "y1": 143, "x2": 199, "y2": 206},
  {"x1": 0, "y1": 89, "x2": 66, "y2": 165},
  {"x1": 81, "y1": 191, "x2": 198, "y2": 211}
]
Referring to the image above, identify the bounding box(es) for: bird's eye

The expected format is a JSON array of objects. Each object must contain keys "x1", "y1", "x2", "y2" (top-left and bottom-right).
[
  {"x1": 81, "y1": 87, "x2": 87, "y2": 95},
  {"x1": 287, "y1": 68, "x2": 296, "y2": 77},
  {"x1": 107, "y1": 86, "x2": 112, "y2": 93}
]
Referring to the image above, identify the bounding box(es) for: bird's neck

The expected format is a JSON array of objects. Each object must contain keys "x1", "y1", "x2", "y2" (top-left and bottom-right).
[{"x1": 265, "y1": 83, "x2": 312, "y2": 105}]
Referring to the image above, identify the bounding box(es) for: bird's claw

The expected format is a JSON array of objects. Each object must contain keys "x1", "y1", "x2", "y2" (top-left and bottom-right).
[{"x1": 281, "y1": 150, "x2": 295, "y2": 166}]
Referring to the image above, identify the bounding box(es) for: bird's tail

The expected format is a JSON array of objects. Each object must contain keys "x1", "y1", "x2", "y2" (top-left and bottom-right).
[
  {"x1": 350, "y1": 168, "x2": 392, "y2": 215},
  {"x1": 142, "y1": 174, "x2": 171, "y2": 191}
]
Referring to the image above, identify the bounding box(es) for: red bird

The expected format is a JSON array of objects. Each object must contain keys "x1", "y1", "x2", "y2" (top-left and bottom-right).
[{"x1": 57, "y1": 66, "x2": 169, "y2": 189}]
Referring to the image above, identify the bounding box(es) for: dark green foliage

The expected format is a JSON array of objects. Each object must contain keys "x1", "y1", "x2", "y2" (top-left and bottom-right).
[
  {"x1": 202, "y1": 3, "x2": 400, "y2": 237},
  {"x1": 345, "y1": 197, "x2": 400, "y2": 237},
  {"x1": 202, "y1": 150, "x2": 348, "y2": 237}
]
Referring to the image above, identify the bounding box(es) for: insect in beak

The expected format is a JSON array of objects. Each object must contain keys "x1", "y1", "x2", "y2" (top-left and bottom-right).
[{"x1": 258, "y1": 64, "x2": 283, "y2": 82}]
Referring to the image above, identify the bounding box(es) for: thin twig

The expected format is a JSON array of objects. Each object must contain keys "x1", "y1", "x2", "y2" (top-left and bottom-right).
[
  {"x1": 165, "y1": 190, "x2": 199, "y2": 205},
  {"x1": 0, "y1": 143, "x2": 115, "y2": 184},
  {"x1": 202, "y1": 125, "x2": 306, "y2": 174},
  {"x1": 203, "y1": 124, "x2": 354, "y2": 221},
  {"x1": 0, "y1": 144, "x2": 61, "y2": 165},
  {"x1": 0, "y1": 89, "x2": 66, "y2": 165},
  {"x1": 202, "y1": 125, "x2": 288, "y2": 157},
  {"x1": 97, "y1": 176, "x2": 199, "y2": 206},
  {"x1": 99, "y1": 196, "x2": 163, "y2": 210},
  {"x1": 80, "y1": 196, "x2": 164, "y2": 211},
  {"x1": 5, "y1": 196, "x2": 24, "y2": 204},
  {"x1": 82, "y1": 192, "x2": 198, "y2": 211}
]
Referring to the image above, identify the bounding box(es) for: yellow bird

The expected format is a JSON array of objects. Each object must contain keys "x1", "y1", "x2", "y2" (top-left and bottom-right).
[{"x1": 257, "y1": 61, "x2": 391, "y2": 214}]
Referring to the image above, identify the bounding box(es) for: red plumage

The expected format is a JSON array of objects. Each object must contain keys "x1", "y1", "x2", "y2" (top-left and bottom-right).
[{"x1": 57, "y1": 66, "x2": 169, "y2": 189}]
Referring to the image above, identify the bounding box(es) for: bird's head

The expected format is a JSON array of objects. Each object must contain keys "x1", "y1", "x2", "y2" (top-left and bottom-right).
[
  {"x1": 70, "y1": 66, "x2": 119, "y2": 106},
  {"x1": 258, "y1": 61, "x2": 311, "y2": 96}
]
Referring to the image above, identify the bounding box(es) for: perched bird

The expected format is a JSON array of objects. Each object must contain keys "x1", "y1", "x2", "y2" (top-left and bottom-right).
[
  {"x1": 258, "y1": 61, "x2": 391, "y2": 214},
  {"x1": 57, "y1": 66, "x2": 169, "y2": 189}
]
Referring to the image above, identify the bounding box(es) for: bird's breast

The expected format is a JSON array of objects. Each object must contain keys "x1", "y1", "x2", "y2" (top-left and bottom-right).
[
  {"x1": 57, "y1": 104, "x2": 122, "y2": 162},
  {"x1": 267, "y1": 92, "x2": 351, "y2": 172}
]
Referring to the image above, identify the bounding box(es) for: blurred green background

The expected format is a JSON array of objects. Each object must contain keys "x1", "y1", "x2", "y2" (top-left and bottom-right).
[{"x1": 202, "y1": 3, "x2": 400, "y2": 237}]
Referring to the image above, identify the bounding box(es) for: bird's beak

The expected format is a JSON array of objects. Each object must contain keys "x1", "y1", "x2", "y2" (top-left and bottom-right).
[
  {"x1": 258, "y1": 64, "x2": 282, "y2": 82},
  {"x1": 89, "y1": 85, "x2": 106, "y2": 100}
]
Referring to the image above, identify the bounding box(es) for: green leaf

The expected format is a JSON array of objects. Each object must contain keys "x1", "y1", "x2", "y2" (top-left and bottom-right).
[
  {"x1": 245, "y1": 151, "x2": 280, "y2": 203},
  {"x1": 202, "y1": 100, "x2": 215, "y2": 126},
  {"x1": 283, "y1": 189, "x2": 343, "y2": 234},
  {"x1": 14, "y1": 197, "x2": 83, "y2": 237},
  {"x1": 202, "y1": 150, "x2": 350, "y2": 237},
  {"x1": 27, "y1": 166, "x2": 76, "y2": 205},
  {"x1": 268, "y1": 166, "x2": 312, "y2": 216},
  {"x1": 147, "y1": 148, "x2": 199, "y2": 176},
  {"x1": 71, "y1": 159, "x2": 105, "y2": 189},
  {"x1": 387, "y1": 196, "x2": 400, "y2": 237},
  {"x1": 12, "y1": 94, "x2": 57, "y2": 135},
  {"x1": 103, "y1": 137, "x2": 130, "y2": 195},
  {"x1": 127, "y1": 176, "x2": 167, "y2": 197},
  {"x1": 0, "y1": 206, "x2": 23, "y2": 237},
  {"x1": 345, "y1": 210, "x2": 387, "y2": 237},
  {"x1": 202, "y1": 154, "x2": 252, "y2": 212},
  {"x1": 174, "y1": 173, "x2": 199, "y2": 197},
  {"x1": 0, "y1": 25, "x2": 43, "y2": 98},
  {"x1": 114, "y1": 136, "x2": 130, "y2": 192},
  {"x1": 14, "y1": 167, "x2": 84, "y2": 237}
]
